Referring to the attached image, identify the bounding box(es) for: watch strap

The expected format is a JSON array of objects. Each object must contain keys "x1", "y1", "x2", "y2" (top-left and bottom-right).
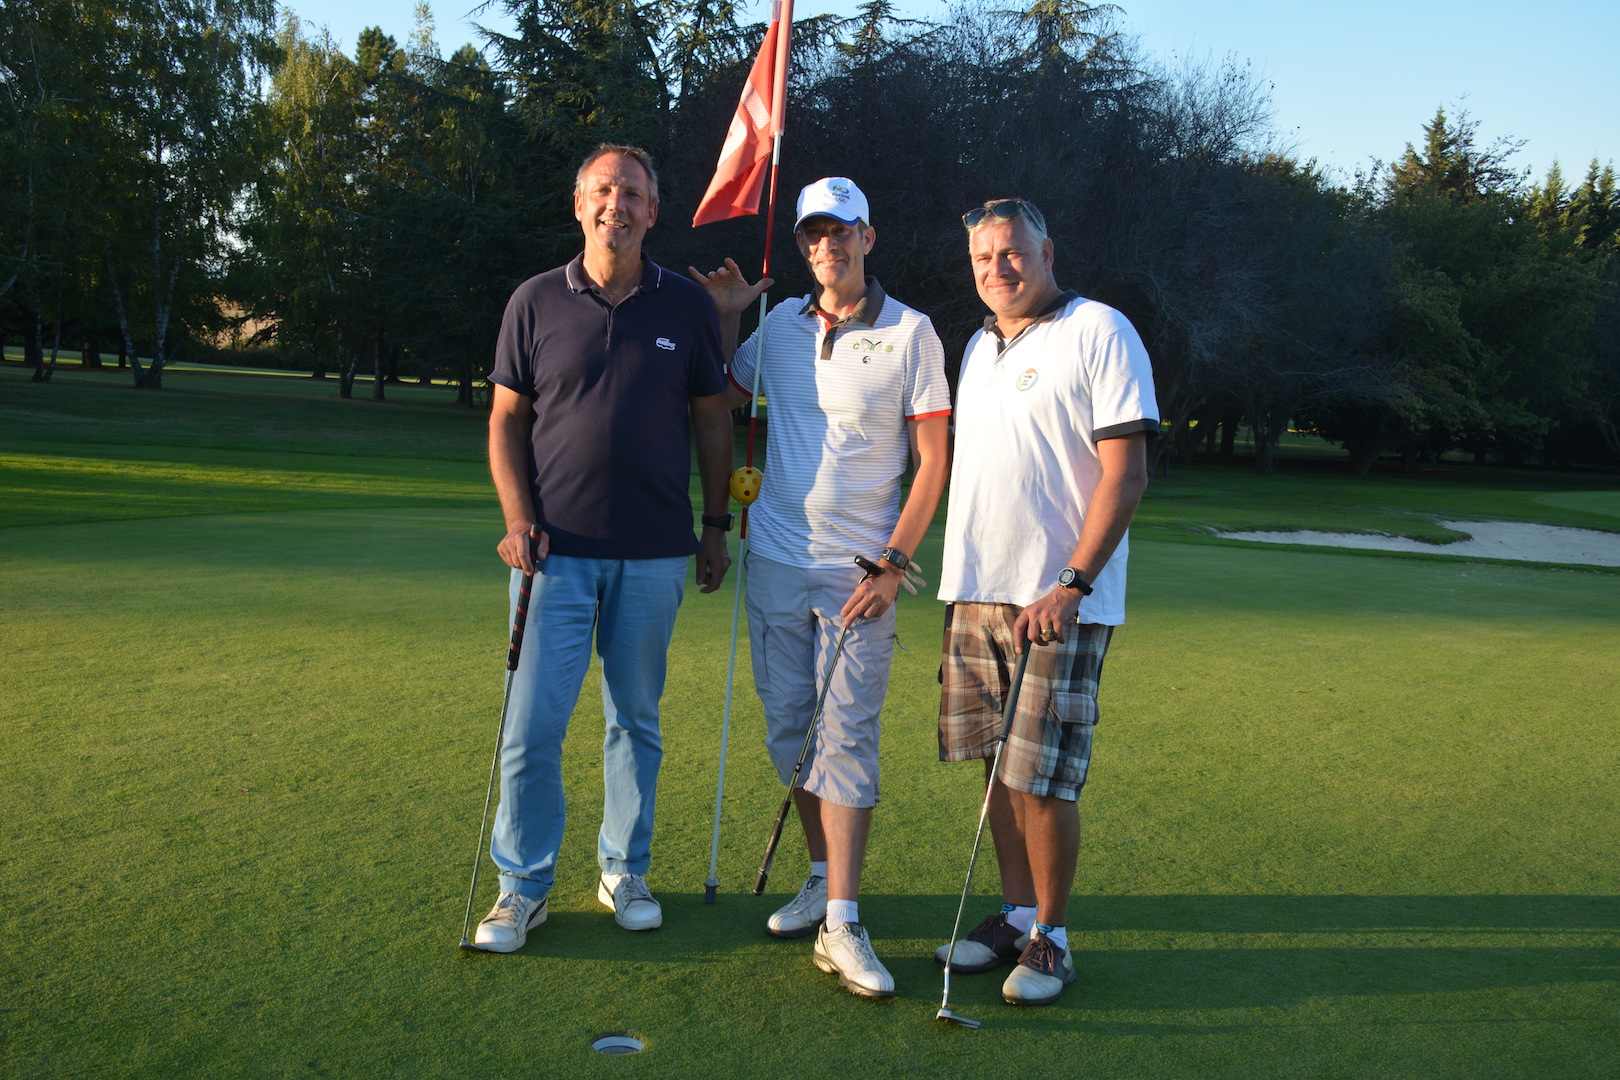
[{"x1": 1057, "y1": 567, "x2": 1094, "y2": 595}]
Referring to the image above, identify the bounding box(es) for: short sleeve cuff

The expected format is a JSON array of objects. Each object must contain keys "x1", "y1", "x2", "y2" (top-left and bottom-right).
[
  {"x1": 1095, "y1": 418, "x2": 1160, "y2": 441},
  {"x1": 488, "y1": 369, "x2": 535, "y2": 397}
]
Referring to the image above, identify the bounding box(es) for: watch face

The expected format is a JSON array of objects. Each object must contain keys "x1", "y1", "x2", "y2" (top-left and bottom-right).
[{"x1": 1058, "y1": 568, "x2": 1077, "y2": 587}]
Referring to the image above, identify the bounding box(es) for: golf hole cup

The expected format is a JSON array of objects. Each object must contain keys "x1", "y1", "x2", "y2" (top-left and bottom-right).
[{"x1": 730, "y1": 466, "x2": 762, "y2": 505}]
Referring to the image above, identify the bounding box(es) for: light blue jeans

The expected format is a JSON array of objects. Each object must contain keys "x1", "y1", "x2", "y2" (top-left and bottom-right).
[{"x1": 490, "y1": 554, "x2": 688, "y2": 900}]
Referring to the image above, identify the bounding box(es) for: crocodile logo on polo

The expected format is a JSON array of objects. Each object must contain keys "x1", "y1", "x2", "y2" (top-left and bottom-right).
[{"x1": 655, "y1": 337, "x2": 677, "y2": 351}]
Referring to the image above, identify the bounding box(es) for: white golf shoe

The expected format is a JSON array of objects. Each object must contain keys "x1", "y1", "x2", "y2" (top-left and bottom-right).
[
  {"x1": 1001, "y1": 934, "x2": 1076, "y2": 1006},
  {"x1": 813, "y1": 922, "x2": 895, "y2": 998},
  {"x1": 598, "y1": 872, "x2": 663, "y2": 931},
  {"x1": 767, "y1": 876, "x2": 828, "y2": 939},
  {"x1": 473, "y1": 892, "x2": 547, "y2": 953},
  {"x1": 934, "y1": 910, "x2": 1030, "y2": 972}
]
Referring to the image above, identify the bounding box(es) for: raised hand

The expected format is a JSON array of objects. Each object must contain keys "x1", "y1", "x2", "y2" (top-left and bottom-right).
[{"x1": 688, "y1": 257, "x2": 773, "y2": 316}]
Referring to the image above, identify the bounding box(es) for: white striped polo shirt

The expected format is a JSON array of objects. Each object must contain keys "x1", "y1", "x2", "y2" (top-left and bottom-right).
[{"x1": 730, "y1": 279, "x2": 951, "y2": 568}]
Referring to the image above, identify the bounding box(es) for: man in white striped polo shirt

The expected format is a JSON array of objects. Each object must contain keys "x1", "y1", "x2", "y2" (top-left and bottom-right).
[{"x1": 690, "y1": 177, "x2": 950, "y2": 998}]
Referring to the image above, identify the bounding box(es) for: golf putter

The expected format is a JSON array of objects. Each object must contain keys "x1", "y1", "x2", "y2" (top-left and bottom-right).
[
  {"x1": 459, "y1": 532, "x2": 538, "y2": 950},
  {"x1": 752, "y1": 555, "x2": 885, "y2": 896},
  {"x1": 937, "y1": 644, "x2": 1034, "y2": 1028}
]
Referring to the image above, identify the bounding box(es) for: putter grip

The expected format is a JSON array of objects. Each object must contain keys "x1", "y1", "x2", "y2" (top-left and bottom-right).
[
  {"x1": 753, "y1": 797, "x2": 792, "y2": 895},
  {"x1": 997, "y1": 648, "x2": 1032, "y2": 739},
  {"x1": 506, "y1": 568, "x2": 535, "y2": 673},
  {"x1": 504, "y1": 532, "x2": 540, "y2": 672}
]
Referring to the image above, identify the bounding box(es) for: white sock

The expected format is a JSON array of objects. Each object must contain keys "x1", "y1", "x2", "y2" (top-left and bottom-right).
[
  {"x1": 601, "y1": 872, "x2": 622, "y2": 889},
  {"x1": 1005, "y1": 904, "x2": 1037, "y2": 934},
  {"x1": 1034, "y1": 923, "x2": 1068, "y2": 951},
  {"x1": 809, "y1": 861, "x2": 828, "y2": 881},
  {"x1": 826, "y1": 899, "x2": 859, "y2": 928}
]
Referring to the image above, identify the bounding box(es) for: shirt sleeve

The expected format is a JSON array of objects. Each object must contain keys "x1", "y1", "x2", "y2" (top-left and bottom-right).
[
  {"x1": 489, "y1": 280, "x2": 538, "y2": 396},
  {"x1": 1088, "y1": 311, "x2": 1159, "y2": 440},
  {"x1": 687, "y1": 287, "x2": 728, "y2": 398},
  {"x1": 904, "y1": 315, "x2": 953, "y2": 421}
]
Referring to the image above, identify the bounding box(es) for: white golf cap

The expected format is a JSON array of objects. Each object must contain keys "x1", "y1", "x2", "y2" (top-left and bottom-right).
[{"x1": 794, "y1": 177, "x2": 870, "y2": 230}]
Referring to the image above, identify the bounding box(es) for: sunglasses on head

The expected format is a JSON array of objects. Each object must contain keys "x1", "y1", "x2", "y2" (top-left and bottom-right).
[{"x1": 962, "y1": 199, "x2": 1037, "y2": 229}]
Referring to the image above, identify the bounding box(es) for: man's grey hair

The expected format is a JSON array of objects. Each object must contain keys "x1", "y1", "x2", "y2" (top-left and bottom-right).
[
  {"x1": 966, "y1": 197, "x2": 1048, "y2": 244},
  {"x1": 575, "y1": 143, "x2": 660, "y2": 205}
]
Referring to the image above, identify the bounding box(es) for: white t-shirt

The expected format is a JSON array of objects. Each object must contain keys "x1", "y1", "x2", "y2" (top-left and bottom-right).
[
  {"x1": 937, "y1": 291, "x2": 1159, "y2": 623},
  {"x1": 730, "y1": 282, "x2": 951, "y2": 568}
]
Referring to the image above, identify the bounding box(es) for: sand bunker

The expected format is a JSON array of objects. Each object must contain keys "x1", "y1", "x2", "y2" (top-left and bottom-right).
[{"x1": 1216, "y1": 520, "x2": 1620, "y2": 568}]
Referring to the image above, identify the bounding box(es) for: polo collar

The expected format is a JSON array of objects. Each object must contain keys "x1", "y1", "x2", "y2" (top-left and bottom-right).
[
  {"x1": 985, "y1": 288, "x2": 1079, "y2": 354},
  {"x1": 801, "y1": 277, "x2": 887, "y2": 328},
  {"x1": 800, "y1": 278, "x2": 887, "y2": 361},
  {"x1": 565, "y1": 252, "x2": 663, "y2": 297}
]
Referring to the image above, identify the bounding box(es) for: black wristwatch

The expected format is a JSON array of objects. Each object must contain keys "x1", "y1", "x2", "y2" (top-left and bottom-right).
[
  {"x1": 702, "y1": 513, "x2": 735, "y2": 532},
  {"x1": 878, "y1": 546, "x2": 910, "y2": 572},
  {"x1": 1057, "y1": 567, "x2": 1093, "y2": 595}
]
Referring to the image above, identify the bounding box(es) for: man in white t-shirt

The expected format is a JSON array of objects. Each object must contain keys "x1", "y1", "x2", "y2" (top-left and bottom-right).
[
  {"x1": 933, "y1": 198, "x2": 1158, "y2": 1007},
  {"x1": 690, "y1": 178, "x2": 950, "y2": 998}
]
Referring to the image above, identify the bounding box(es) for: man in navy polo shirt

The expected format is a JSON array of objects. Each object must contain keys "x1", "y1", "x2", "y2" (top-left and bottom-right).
[{"x1": 472, "y1": 144, "x2": 736, "y2": 952}]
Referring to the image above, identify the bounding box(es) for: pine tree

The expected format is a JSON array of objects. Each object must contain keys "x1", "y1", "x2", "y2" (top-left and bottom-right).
[{"x1": 1387, "y1": 107, "x2": 1525, "y2": 201}]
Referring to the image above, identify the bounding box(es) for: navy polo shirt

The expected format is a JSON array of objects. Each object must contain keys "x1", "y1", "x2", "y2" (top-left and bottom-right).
[{"x1": 489, "y1": 253, "x2": 727, "y2": 559}]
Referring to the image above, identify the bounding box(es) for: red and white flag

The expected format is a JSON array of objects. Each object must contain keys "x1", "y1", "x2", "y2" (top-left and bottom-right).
[{"x1": 692, "y1": 1, "x2": 793, "y2": 227}]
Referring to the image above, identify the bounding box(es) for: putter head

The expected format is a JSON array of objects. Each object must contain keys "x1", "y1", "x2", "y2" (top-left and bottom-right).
[
  {"x1": 936, "y1": 1007, "x2": 980, "y2": 1029},
  {"x1": 704, "y1": 881, "x2": 718, "y2": 905},
  {"x1": 458, "y1": 938, "x2": 476, "y2": 951}
]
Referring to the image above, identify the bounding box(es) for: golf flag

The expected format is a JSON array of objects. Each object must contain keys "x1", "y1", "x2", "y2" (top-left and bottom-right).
[{"x1": 691, "y1": 0, "x2": 793, "y2": 227}]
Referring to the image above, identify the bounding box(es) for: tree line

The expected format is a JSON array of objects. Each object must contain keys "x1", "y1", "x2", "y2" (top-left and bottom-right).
[{"x1": 4, "y1": 0, "x2": 1617, "y2": 470}]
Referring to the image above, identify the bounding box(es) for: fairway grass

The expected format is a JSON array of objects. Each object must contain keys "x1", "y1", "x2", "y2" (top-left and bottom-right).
[{"x1": 2, "y1": 366, "x2": 1616, "y2": 1079}]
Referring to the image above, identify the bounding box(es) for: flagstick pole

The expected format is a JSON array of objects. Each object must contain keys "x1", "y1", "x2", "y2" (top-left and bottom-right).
[
  {"x1": 707, "y1": 1, "x2": 793, "y2": 905},
  {"x1": 705, "y1": 130, "x2": 786, "y2": 904}
]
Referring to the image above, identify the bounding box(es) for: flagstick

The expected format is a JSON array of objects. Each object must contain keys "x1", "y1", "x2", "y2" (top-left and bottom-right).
[
  {"x1": 705, "y1": 127, "x2": 787, "y2": 905},
  {"x1": 705, "y1": 0, "x2": 793, "y2": 904}
]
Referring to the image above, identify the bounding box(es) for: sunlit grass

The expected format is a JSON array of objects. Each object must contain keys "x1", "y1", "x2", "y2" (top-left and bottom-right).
[{"x1": 2, "y1": 363, "x2": 1615, "y2": 1080}]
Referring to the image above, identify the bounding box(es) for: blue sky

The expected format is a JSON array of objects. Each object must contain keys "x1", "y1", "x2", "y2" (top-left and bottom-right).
[{"x1": 297, "y1": 0, "x2": 1618, "y2": 188}]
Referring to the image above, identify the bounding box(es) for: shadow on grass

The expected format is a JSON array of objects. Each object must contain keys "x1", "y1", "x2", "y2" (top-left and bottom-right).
[
  {"x1": 460, "y1": 893, "x2": 1617, "y2": 1013},
  {"x1": 441, "y1": 891, "x2": 1617, "y2": 1044},
  {"x1": 917, "y1": 893, "x2": 1620, "y2": 1028},
  {"x1": 1069, "y1": 893, "x2": 1618, "y2": 932}
]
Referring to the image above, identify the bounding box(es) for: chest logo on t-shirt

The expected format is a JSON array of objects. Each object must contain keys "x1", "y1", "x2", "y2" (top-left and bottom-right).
[
  {"x1": 1016, "y1": 368, "x2": 1038, "y2": 391},
  {"x1": 656, "y1": 337, "x2": 677, "y2": 351}
]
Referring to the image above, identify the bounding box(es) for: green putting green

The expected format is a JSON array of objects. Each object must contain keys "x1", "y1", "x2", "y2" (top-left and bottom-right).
[{"x1": 2, "y1": 364, "x2": 1615, "y2": 1079}]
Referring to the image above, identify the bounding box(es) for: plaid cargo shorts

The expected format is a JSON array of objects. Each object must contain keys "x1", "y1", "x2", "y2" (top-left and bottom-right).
[{"x1": 937, "y1": 602, "x2": 1113, "y2": 801}]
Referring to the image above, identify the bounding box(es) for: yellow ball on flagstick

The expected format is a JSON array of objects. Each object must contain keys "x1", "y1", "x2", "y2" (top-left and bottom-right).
[{"x1": 730, "y1": 466, "x2": 762, "y2": 505}]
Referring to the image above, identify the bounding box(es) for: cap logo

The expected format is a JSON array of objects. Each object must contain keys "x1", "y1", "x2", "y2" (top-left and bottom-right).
[{"x1": 1016, "y1": 368, "x2": 1038, "y2": 391}]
